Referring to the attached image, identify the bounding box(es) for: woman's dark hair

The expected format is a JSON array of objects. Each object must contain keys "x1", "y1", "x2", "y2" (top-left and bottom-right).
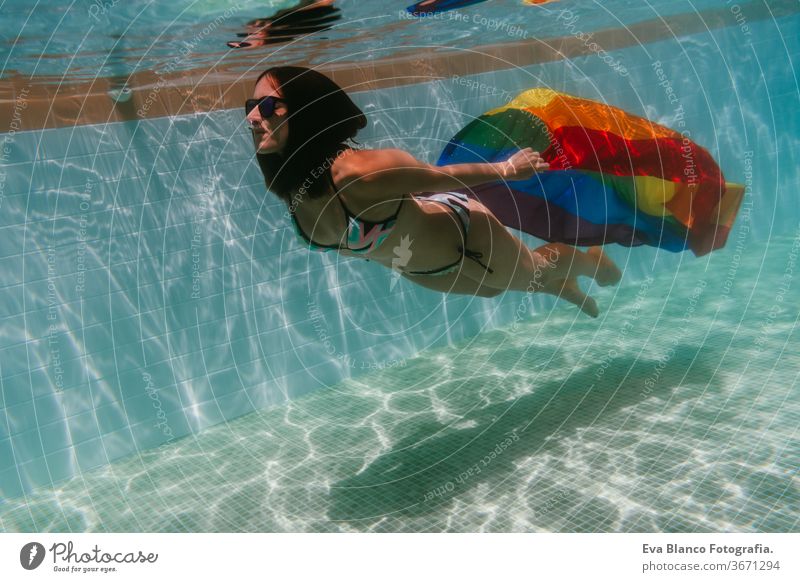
[{"x1": 253, "y1": 66, "x2": 367, "y2": 201}]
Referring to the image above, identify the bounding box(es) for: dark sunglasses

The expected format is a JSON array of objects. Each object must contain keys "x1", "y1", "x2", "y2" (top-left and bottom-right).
[{"x1": 244, "y1": 96, "x2": 285, "y2": 118}]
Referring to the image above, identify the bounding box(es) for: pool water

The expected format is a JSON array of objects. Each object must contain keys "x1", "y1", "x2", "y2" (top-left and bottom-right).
[
  {"x1": 1, "y1": 0, "x2": 745, "y2": 79},
  {"x1": 1, "y1": 0, "x2": 799, "y2": 532},
  {"x1": 1, "y1": 232, "x2": 797, "y2": 532}
]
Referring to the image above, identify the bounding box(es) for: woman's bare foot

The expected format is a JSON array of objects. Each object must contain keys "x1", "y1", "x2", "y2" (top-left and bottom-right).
[
  {"x1": 530, "y1": 243, "x2": 604, "y2": 317},
  {"x1": 540, "y1": 277, "x2": 599, "y2": 318},
  {"x1": 587, "y1": 246, "x2": 622, "y2": 287},
  {"x1": 562, "y1": 278, "x2": 599, "y2": 318}
]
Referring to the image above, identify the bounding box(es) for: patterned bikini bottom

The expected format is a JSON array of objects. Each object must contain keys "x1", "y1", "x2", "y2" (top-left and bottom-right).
[{"x1": 403, "y1": 191, "x2": 494, "y2": 277}]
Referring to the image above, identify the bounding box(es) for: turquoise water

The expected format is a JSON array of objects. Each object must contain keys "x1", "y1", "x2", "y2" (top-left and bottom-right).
[
  {"x1": 2, "y1": 0, "x2": 740, "y2": 79},
  {"x1": 1, "y1": 1, "x2": 799, "y2": 532},
  {"x1": 1, "y1": 235, "x2": 797, "y2": 532}
]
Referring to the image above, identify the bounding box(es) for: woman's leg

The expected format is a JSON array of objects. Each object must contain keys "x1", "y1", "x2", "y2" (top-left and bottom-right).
[
  {"x1": 400, "y1": 268, "x2": 504, "y2": 297},
  {"x1": 455, "y1": 202, "x2": 622, "y2": 316}
]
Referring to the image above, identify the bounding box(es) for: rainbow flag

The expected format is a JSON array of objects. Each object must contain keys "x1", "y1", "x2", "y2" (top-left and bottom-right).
[{"x1": 437, "y1": 88, "x2": 745, "y2": 256}]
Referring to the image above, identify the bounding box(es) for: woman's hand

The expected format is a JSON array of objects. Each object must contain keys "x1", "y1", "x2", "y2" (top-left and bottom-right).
[{"x1": 496, "y1": 148, "x2": 550, "y2": 180}]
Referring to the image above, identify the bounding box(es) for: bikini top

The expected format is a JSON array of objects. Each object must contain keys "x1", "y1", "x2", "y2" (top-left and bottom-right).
[{"x1": 290, "y1": 172, "x2": 404, "y2": 254}]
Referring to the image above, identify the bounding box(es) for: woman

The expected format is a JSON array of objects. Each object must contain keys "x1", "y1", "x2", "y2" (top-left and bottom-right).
[{"x1": 247, "y1": 66, "x2": 621, "y2": 317}]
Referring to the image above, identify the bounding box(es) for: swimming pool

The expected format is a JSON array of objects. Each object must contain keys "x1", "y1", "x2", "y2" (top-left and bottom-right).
[{"x1": 0, "y1": 0, "x2": 798, "y2": 532}]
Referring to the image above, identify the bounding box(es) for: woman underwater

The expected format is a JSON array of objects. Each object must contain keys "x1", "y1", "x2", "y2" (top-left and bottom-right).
[{"x1": 247, "y1": 66, "x2": 625, "y2": 318}]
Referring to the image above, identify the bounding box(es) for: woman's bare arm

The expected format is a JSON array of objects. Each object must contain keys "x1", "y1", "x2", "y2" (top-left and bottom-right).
[{"x1": 333, "y1": 147, "x2": 548, "y2": 197}]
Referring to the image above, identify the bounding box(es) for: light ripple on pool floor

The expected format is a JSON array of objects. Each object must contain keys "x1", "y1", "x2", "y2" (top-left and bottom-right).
[{"x1": 0, "y1": 236, "x2": 798, "y2": 532}]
